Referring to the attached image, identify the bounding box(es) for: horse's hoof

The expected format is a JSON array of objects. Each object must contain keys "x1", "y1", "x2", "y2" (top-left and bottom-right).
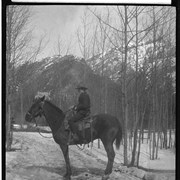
[{"x1": 102, "y1": 174, "x2": 110, "y2": 180}]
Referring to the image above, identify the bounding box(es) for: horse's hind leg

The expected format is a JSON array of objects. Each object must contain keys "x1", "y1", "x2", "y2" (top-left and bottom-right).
[
  {"x1": 101, "y1": 140, "x2": 115, "y2": 179},
  {"x1": 59, "y1": 144, "x2": 72, "y2": 180}
]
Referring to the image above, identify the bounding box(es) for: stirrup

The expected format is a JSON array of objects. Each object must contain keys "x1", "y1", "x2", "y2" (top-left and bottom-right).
[{"x1": 64, "y1": 123, "x2": 69, "y2": 130}]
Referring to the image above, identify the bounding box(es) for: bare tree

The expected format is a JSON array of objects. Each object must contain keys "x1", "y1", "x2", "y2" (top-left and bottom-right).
[
  {"x1": 77, "y1": 8, "x2": 92, "y2": 60},
  {"x1": 6, "y1": 5, "x2": 47, "y2": 150},
  {"x1": 121, "y1": 6, "x2": 129, "y2": 165},
  {"x1": 53, "y1": 34, "x2": 72, "y2": 56},
  {"x1": 87, "y1": 5, "x2": 175, "y2": 165},
  {"x1": 55, "y1": 35, "x2": 64, "y2": 56},
  {"x1": 6, "y1": 5, "x2": 32, "y2": 150},
  {"x1": 76, "y1": 8, "x2": 93, "y2": 87},
  {"x1": 94, "y1": 9, "x2": 111, "y2": 113},
  {"x1": 130, "y1": 6, "x2": 140, "y2": 166}
]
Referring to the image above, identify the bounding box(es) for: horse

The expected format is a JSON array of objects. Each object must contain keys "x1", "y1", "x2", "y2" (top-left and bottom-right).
[{"x1": 25, "y1": 96, "x2": 122, "y2": 180}]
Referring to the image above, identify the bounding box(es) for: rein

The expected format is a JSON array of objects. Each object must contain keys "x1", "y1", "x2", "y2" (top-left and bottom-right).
[
  {"x1": 36, "y1": 107, "x2": 72, "y2": 139},
  {"x1": 30, "y1": 102, "x2": 53, "y2": 139},
  {"x1": 35, "y1": 121, "x2": 53, "y2": 138},
  {"x1": 38, "y1": 129, "x2": 53, "y2": 138}
]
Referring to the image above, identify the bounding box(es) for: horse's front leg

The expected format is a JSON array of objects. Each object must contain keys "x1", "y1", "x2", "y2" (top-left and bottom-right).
[{"x1": 59, "y1": 144, "x2": 72, "y2": 180}]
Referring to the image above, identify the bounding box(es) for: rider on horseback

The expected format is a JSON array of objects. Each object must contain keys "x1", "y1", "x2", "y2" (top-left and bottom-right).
[{"x1": 65, "y1": 84, "x2": 91, "y2": 143}]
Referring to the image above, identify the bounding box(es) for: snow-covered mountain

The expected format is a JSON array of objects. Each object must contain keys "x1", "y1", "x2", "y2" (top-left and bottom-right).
[{"x1": 16, "y1": 55, "x2": 121, "y2": 119}]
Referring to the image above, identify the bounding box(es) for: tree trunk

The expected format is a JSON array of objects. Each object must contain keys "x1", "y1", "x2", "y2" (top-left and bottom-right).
[
  {"x1": 6, "y1": 105, "x2": 12, "y2": 151},
  {"x1": 169, "y1": 129, "x2": 172, "y2": 148},
  {"x1": 122, "y1": 6, "x2": 128, "y2": 165},
  {"x1": 155, "y1": 131, "x2": 160, "y2": 159},
  {"x1": 152, "y1": 96, "x2": 156, "y2": 160},
  {"x1": 137, "y1": 96, "x2": 147, "y2": 166},
  {"x1": 6, "y1": 6, "x2": 13, "y2": 151},
  {"x1": 137, "y1": 121, "x2": 142, "y2": 167},
  {"x1": 149, "y1": 134, "x2": 152, "y2": 160},
  {"x1": 20, "y1": 86, "x2": 24, "y2": 127},
  {"x1": 130, "y1": 7, "x2": 139, "y2": 166},
  {"x1": 141, "y1": 128, "x2": 144, "y2": 144}
]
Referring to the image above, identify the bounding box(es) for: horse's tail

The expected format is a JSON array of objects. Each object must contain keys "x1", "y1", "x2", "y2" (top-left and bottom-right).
[{"x1": 115, "y1": 120, "x2": 122, "y2": 150}]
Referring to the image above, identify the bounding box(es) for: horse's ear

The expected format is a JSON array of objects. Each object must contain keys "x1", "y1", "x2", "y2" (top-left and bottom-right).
[{"x1": 41, "y1": 95, "x2": 45, "y2": 101}]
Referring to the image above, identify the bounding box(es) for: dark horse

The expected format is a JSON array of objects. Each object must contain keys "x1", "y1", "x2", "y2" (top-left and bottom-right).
[{"x1": 25, "y1": 96, "x2": 122, "y2": 180}]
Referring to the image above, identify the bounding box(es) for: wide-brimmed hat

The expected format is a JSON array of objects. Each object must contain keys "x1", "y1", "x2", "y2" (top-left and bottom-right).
[{"x1": 76, "y1": 85, "x2": 88, "y2": 90}]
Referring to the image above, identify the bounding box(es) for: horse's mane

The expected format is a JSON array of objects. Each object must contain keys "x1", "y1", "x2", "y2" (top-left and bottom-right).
[{"x1": 45, "y1": 100, "x2": 64, "y2": 115}]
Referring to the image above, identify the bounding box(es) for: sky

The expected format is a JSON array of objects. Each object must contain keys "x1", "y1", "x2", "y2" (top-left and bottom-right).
[
  {"x1": 31, "y1": 5, "x2": 87, "y2": 60},
  {"x1": 29, "y1": 5, "x2": 174, "y2": 61}
]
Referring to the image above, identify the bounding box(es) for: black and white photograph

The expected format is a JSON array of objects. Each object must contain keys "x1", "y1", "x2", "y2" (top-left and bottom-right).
[{"x1": 5, "y1": 4, "x2": 176, "y2": 180}]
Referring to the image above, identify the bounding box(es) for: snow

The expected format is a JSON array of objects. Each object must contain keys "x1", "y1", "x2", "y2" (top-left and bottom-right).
[
  {"x1": 44, "y1": 62, "x2": 54, "y2": 69},
  {"x1": 83, "y1": 139, "x2": 175, "y2": 171},
  {"x1": 6, "y1": 132, "x2": 175, "y2": 180}
]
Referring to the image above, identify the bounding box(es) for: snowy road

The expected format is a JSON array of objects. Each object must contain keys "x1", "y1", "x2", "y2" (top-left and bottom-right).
[
  {"x1": 6, "y1": 132, "x2": 175, "y2": 180},
  {"x1": 6, "y1": 132, "x2": 141, "y2": 180}
]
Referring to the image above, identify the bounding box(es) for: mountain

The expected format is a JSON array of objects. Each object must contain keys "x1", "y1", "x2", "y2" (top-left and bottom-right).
[{"x1": 15, "y1": 55, "x2": 122, "y2": 124}]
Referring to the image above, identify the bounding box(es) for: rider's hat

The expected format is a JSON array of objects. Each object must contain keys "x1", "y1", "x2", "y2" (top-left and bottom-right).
[{"x1": 76, "y1": 84, "x2": 88, "y2": 90}]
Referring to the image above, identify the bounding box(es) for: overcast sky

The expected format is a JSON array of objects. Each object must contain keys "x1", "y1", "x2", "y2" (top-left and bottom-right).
[
  {"x1": 29, "y1": 5, "x2": 175, "y2": 61},
  {"x1": 31, "y1": 5, "x2": 87, "y2": 60}
]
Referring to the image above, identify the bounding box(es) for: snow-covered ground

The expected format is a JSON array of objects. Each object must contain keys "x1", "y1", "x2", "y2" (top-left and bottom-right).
[
  {"x1": 85, "y1": 138, "x2": 175, "y2": 171},
  {"x1": 6, "y1": 132, "x2": 175, "y2": 180}
]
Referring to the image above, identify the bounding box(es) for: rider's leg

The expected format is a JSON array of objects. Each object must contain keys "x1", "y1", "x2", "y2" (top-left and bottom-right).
[
  {"x1": 68, "y1": 113, "x2": 84, "y2": 143},
  {"x1": 69, "y1": 113, "x2": 83, "y2": 132},
  {"x1": 64, "y1": 115, "x2": 70, "y2": 130}
]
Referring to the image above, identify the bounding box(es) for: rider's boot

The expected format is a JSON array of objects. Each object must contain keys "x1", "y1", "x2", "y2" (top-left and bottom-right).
[{"x1": 64, "y1": 120, "x2": 70, "y2": 131}]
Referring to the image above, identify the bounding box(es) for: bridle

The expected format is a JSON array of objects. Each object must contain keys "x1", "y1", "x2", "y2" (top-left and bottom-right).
[
  {"x1": 27, "y1": 100, "x2": 53, "y2": 138},
  {"x1": 27, "y1": 99, "x2": 44, "y2": 119}
]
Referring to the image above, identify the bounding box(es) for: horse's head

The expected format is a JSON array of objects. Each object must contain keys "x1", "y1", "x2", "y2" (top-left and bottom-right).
[{"x1": 25, "y1": 96, "x2": 45, "y2": 123}]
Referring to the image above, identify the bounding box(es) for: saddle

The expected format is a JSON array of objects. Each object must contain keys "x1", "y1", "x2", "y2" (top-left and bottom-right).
[
  {"x1": 64, "y1": 110, "x2": 94, "y2": 145},
  {"x1": 77, "y1": 115, "x2": 94, "y2": 131}
]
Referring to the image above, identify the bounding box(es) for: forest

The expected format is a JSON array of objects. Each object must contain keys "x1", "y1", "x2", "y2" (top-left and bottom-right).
[{"x1": 6, "y1": 5, "x2": 176, "y2": 166}]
